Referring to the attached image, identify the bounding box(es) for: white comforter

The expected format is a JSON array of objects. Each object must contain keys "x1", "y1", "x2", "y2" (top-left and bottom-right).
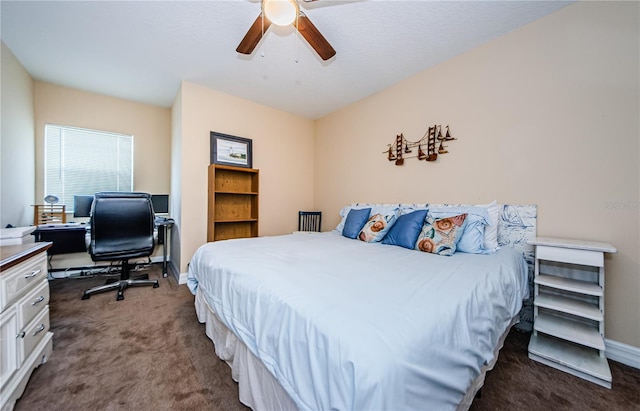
[{"x1": 187, "y1": 231, "x2": 528, "y2": 411}]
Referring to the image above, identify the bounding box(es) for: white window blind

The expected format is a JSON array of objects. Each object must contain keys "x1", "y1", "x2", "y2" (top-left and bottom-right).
[{"x1": 45, "y1": 124, "x2": 133, "y2": 212}]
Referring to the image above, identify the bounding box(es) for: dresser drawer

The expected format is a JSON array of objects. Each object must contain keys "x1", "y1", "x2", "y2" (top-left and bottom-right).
[
  {"x1": 18, "y1": 280, "x2": 49, "y2": 328},
  {"x1": 0, "y1": 306, "x2": 19, "y2": 390},
  {"x1": 20, "y1": 307, "x2": 50, "y2": 361},
  {"x1": 0, "y1": 253, "x2": 48, "y2": 311}
]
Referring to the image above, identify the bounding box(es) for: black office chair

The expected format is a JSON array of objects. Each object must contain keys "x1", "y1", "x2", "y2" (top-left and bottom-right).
[
  {"x1": 298, "y1": 211, "x2": 322, "y2": 232},
  {"x1": 82, "y1": 192, "x2": 159, "y2": 301}
]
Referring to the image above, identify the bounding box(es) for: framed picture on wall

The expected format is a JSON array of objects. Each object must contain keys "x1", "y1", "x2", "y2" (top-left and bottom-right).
[{"x1": 210, "y1": 131, "x2": 253, "y2": 168}]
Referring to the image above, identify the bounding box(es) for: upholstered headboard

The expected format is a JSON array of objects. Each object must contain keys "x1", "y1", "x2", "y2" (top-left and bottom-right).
[{"x1": 497, "y1": 204, "x2": 537, "y2": 331}]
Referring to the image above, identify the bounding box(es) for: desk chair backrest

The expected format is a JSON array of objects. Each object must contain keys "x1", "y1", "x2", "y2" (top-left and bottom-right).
[
  {"x1": 89, "y1": 192, "x2": 155, "y2": 261},
  {"x1": 298, "y1": 211, "x2": 322, "y2": 232}
]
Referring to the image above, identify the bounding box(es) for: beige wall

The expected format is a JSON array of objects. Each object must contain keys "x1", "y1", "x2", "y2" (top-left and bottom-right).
[
  {"x1": 176, "y1": 81, "x2": 315, "y2": 273},
  {"x1": 33, "y1": 82, "x2": 172, "y2": 201},
  {"x1": 1, "y1": 42, "x2": 35, "y2": 228},
  {"x1": 314, "y1": 2, "x2": 639, "y2": 348}
]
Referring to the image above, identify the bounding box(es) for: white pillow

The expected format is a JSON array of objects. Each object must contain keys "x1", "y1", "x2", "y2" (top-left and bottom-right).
[
  {"x1": 398, "y1": 203, "x2": 429, "y2": 215},
  {"x1": 477, "y1": 200, "x2": 499, "y2": 251}
]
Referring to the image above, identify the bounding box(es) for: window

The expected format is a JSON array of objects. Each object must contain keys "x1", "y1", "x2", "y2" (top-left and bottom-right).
[{"x1": 45, "y1": 124, "x2": 133, "y2": 213}]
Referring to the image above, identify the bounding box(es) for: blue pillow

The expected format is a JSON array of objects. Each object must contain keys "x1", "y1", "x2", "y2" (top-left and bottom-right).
[
  {"x1": 456, "y1": 219, "x2": 490, "y2": 254},
  {"x1": 342, "y1": 208, "x2": 371, "y2": 239},
  {"x1": 381, "y1": 209, "x2": 428, "y2": 249}
]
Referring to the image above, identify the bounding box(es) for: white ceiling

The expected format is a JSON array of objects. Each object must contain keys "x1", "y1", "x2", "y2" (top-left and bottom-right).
[{"x1": 1, "y1": 0, "x2": 571, "y2": 119}]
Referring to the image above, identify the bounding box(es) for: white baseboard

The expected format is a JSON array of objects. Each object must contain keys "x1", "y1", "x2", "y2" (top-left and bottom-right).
[
  {"x1": 606, "y1": 338, "x2": 640, "y2": 369},
  {"x1": 178, "y1": 272, "x2": 188, "y2": 285}
]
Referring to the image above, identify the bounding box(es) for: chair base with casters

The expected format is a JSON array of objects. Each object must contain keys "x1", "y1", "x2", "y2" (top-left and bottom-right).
[
  {"x1": 82, "y1": 260, "x2": 159, "y2": 301},
  {"x1": 82, "y1": 191, "x2": 159, "y2": 301}
]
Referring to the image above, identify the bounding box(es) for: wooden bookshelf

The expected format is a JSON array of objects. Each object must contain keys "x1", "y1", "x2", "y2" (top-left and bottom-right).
[{"x1": 207, "y1": 164, "x2": 259, "y2": 242}]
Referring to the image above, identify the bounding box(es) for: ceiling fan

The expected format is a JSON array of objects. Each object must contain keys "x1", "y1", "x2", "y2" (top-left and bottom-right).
[{"x1": 236, "y1": 0, "x2": 336, "y2": 61}]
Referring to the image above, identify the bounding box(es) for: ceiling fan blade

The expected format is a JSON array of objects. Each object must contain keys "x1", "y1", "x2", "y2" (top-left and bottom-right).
[
  {"x1": 236, "y1": 14, "x2": 272, "y2": 55},
  {"x1": 295, "y1": 14, "x2": 336, "y2": 61}
]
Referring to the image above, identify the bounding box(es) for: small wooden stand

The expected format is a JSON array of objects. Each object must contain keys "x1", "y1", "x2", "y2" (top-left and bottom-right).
[{"x1": 33, "y1": 205, "x2": 66, "y2": 225}]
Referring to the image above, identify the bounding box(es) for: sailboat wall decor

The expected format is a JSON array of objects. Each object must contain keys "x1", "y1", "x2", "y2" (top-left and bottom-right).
[{"x1": 384, "y1": 125, "x2": 457, "y2": 165}]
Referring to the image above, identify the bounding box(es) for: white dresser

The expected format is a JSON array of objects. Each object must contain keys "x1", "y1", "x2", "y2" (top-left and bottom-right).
[
  {"x1": 527, "y1": 236, "x2": 616, "y2": 389},
  {"x1": 0, "y1": 242, "x2": 54, "y2": 411}
]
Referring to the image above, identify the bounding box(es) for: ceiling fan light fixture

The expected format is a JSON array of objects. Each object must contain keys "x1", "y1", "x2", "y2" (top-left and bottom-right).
[{"x1": 263, "y1": 0, "x2": 299, "y2": 26}]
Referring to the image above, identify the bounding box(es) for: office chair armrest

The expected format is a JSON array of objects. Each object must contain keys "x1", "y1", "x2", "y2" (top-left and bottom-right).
[{"x1": 85, "y1": 224, "x2": 91, "y2": 250}]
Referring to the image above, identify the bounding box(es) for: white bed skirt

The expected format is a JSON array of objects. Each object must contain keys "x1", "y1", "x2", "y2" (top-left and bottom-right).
[
  {"x1": 194, "y1": 288, "x2": 515, "y2": 411},
  {"x1": 195, "y1": 289, "x2": 298, "y2": 410}
]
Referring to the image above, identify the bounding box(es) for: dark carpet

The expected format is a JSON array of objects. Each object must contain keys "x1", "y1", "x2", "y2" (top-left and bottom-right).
[{"x1": 15, "y1": 265, "x2": 640, "y2": 410}]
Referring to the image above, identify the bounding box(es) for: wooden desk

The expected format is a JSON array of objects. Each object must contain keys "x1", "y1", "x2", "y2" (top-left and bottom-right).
[{"x1": 33, "y1": 220, "x2": 174, "y2": 277}]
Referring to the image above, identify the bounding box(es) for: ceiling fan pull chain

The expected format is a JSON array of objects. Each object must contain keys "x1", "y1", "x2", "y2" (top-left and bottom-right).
[
  {"x1": 294, "y1": 11, "x2": 300, "y2": 63},
  {"x1": 260, "y1": 11, "x2": 266, "y2": 57}
]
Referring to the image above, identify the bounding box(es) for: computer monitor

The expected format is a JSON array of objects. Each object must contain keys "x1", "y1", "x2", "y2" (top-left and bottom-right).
[
  {"x1": 151, "y1": 194, "x2": 169, "y2": 215},
  {"x1": 73, "y1": 195, "x2": 94, "y2": 218}
]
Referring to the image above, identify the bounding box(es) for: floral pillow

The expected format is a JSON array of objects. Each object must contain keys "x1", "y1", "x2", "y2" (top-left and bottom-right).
[
  {"x1": 358, "y1": 212, "x2": 397, "y2": 243},
  {"x1": 429, "y1": 205, "x2": 492, "y2": 254},
  {"x1": 414, "y1": 213, "x2": 468, "y2": 256}
]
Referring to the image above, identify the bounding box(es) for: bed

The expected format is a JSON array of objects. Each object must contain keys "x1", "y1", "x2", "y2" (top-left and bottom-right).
[{"x1": 187, "y1": 203, "x2": 537, "y2": 411}]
